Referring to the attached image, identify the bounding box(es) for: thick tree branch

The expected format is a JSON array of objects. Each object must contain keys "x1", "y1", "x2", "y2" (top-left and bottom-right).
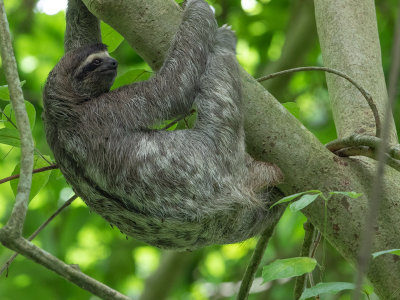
[
  {"x1": 0, "y1": 0, "x2": 34, "y2": 236},
  {"x1": 315, "y1": 0, "x2": 398, "y2": 143}
]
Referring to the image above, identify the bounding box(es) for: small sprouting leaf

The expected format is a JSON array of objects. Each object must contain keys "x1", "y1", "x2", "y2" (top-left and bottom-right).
[
  {"x1": 300, "y1": 282, "x2": 355, "y2": 300},
  {"x1": 329, "y1": 191, "x2": 362, "y2": 198},
  {"x1": 10, "y1": 156, "x2": 52, "y2": 201},
  {"x1": 112, "y1": 69, "x2": 153, "y2": 89},
  {"x1": 101, "y1": 22, "x2": 124, "y2": 53},
  {"x1": 262, "y1": 257, "x2": 317, "y2": 283},
  {"x1": 270, "y1": 190, "x2": 321, "y2": 209},
  {"x1": 2, "y1": 100, "x2": 36, "y2": 129},
  {"x1": 0, "y1": 127, "x2": 20, "y2": 147},
  {"x1": 372, "y1": 249, "x2": 400, "y2": 259},
  {"x1": 289, "y1": 194, "x2": 320, "y2": 212},
  {"x1": 283, "y1": 102, "x2": 300, "y2": 119}
]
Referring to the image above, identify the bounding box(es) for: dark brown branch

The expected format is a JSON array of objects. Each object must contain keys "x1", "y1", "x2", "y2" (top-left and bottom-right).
[
  {"x1": 0, "y1": 195, "x2": 77, "y2": 277},
  {"x1": 257, "y1": 66, "x2": 381, "y2": 137},
  {"x1": 0, "y1": 164, "x2": 58, "y2": 185}
]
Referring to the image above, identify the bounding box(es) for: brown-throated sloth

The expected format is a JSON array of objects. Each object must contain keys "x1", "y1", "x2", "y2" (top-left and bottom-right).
[{"x1": 42, "y1": 0, "x2": 282, "y2": 250}]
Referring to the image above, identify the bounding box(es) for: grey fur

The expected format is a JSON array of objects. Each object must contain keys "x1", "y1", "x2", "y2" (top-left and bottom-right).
[{"x1": 43, "y1": 0, "x2": 282, "y2": 250}]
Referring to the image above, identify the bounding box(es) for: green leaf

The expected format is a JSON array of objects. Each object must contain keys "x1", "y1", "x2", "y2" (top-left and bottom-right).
[
  {"x1": 0, "y1": 85, "x2": 10, "y2": 101},
  {"x1": 101, "y1": 22, "x2": 124, "y2": 53},
  {"x1": 329, "y1": 191, "x2": 362, "y2": 199},
  {"x1": 262, "y1": 257, "x2": 317, "y2": 282},
  {"x1": 363, "y1": 284, "x2": 374, "y2": 295},
  {"x1": 0, "y1": 81, "x2": 25, "y2": 101},
  {"x1": 0, "y1": 127, "x2": 20, "y2": 147},
  {"x1": 150, "y1": 119, "x2": 177, "y2": 130},
  {"x1": 2, "y1": 100, "x2": 36, "y2": 129},
  {"x1": 300, "y1": 282, "x2": 355, "y2": 300},
  {"x1": 112, "y1": 69, "x2": 153, "y2": 89},
  {"x1": 289, "y1": 194, "x2": 320, "y2": 212},
  {"x1": 270, "y1": 190, "x2": 321, "y2": 209},
  {"x1": 176, "y1": 111, "x2": 197, "y2": 130},
  {"x1": 372, "y1": 249, "x2": 400, "y2": 259},
  {"x1": 282, "y1": 102, "x2": 300, "y2": 119},
  {"x1": 10, "y1": 155, "x2": 52, "y2": 201}
]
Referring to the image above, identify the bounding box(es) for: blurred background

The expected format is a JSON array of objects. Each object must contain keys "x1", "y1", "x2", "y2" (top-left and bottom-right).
[{"x1": 0, "y1": 0, "x2": 398, "y2": 299}]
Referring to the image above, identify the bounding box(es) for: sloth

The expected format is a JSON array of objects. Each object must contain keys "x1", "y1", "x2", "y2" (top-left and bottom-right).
[{"x1": 42, "y1": 0, "x2": 282, "y2": 250}]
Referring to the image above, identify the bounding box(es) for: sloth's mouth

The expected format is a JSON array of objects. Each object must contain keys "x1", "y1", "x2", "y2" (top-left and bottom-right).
[{"x1": 101, "y1": 68, "x2": 117, "y2": 74}]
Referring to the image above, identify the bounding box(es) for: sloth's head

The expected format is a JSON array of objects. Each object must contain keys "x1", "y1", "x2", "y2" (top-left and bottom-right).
[{"x1": 46, "y1": 43, "x2": 118, "y2": 101}]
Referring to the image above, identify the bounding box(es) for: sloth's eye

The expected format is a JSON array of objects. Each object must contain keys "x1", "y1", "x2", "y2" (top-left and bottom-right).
[{"x1": 92, "y1": 59, "x2": 102, "y2": 65}]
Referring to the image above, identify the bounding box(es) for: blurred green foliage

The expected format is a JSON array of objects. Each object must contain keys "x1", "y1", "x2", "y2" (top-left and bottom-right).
[{"x1": 0, "y1": 0, "x2": 397, "y2": 299}]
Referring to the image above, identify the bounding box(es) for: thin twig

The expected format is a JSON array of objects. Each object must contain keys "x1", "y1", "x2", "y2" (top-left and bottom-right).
[
  {"x1": 325, "y1": 135, "x2": 400, "y2": 171},
  {"x1": 0, "y1": 0, "x2": 34, "y2": 236},
  {"x1": 257, "y1": 66, "x2": 381, "y2": 137},
  {"x1": 335, "y1": 147, "x2": 400, "y2": 172},
  {"x1": 294, "y1": 222, "x2": 315, "y2": 299},
  {"x1": 236, "y1": 225, "x2": 275, "y2": 300},
  {"x1": 0, "y1": 195, "x2": 77, "y2": 277},
  {"x1": 352, "y1": 4, "x2": 400, "y2": 297},
  {"x1": 0, "y1": 164, "x2": 58, "y2": 185},
  {"x1": 236, "y1": 190, "x2": 286, "y2": 300}
]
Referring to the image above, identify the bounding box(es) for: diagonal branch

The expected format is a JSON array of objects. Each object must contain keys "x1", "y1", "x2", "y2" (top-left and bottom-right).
[
  {"x1": 0, "y1": 195, "x2": 77, "y2": 277},
  {"x1": 0, "y1": 235, "x2": 132, "y2": 300}
]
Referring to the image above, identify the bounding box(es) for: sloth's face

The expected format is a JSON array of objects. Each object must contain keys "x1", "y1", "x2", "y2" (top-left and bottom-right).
[{"x1": 73, "y1": 50, "x2": 118, "y2": 98}]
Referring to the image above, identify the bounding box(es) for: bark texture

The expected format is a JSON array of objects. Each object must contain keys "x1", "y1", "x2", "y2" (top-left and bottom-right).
[{"x1": 315, "y1": 0, "x2": 398, "y2": 142}]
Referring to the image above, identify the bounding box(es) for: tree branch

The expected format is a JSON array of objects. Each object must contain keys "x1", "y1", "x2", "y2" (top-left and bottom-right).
[
  {"x1": 0, "y1": 164, "x2": 58, "y2": 185},
  {"x1": 258, "y1": 66, "x2": 381, "y2": 137},
  {"x1": 237, "y1": 190, "x2": 286, "y2": 300},
  {"x1": 0, "y1": 0, "x2": 34, "y2": 236},
  {"x1": 0, "y1": 195, "x2": 77, "y2": 277},
  {"x1": 294, "y1": 222, "x2": 315, "y2": 299},
  {"x1": 0, "y1": 235, "x2": 131, "y2": 300},
  {"x1": 353, "y1": 2, "x2": 400, "y2": 297}
]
